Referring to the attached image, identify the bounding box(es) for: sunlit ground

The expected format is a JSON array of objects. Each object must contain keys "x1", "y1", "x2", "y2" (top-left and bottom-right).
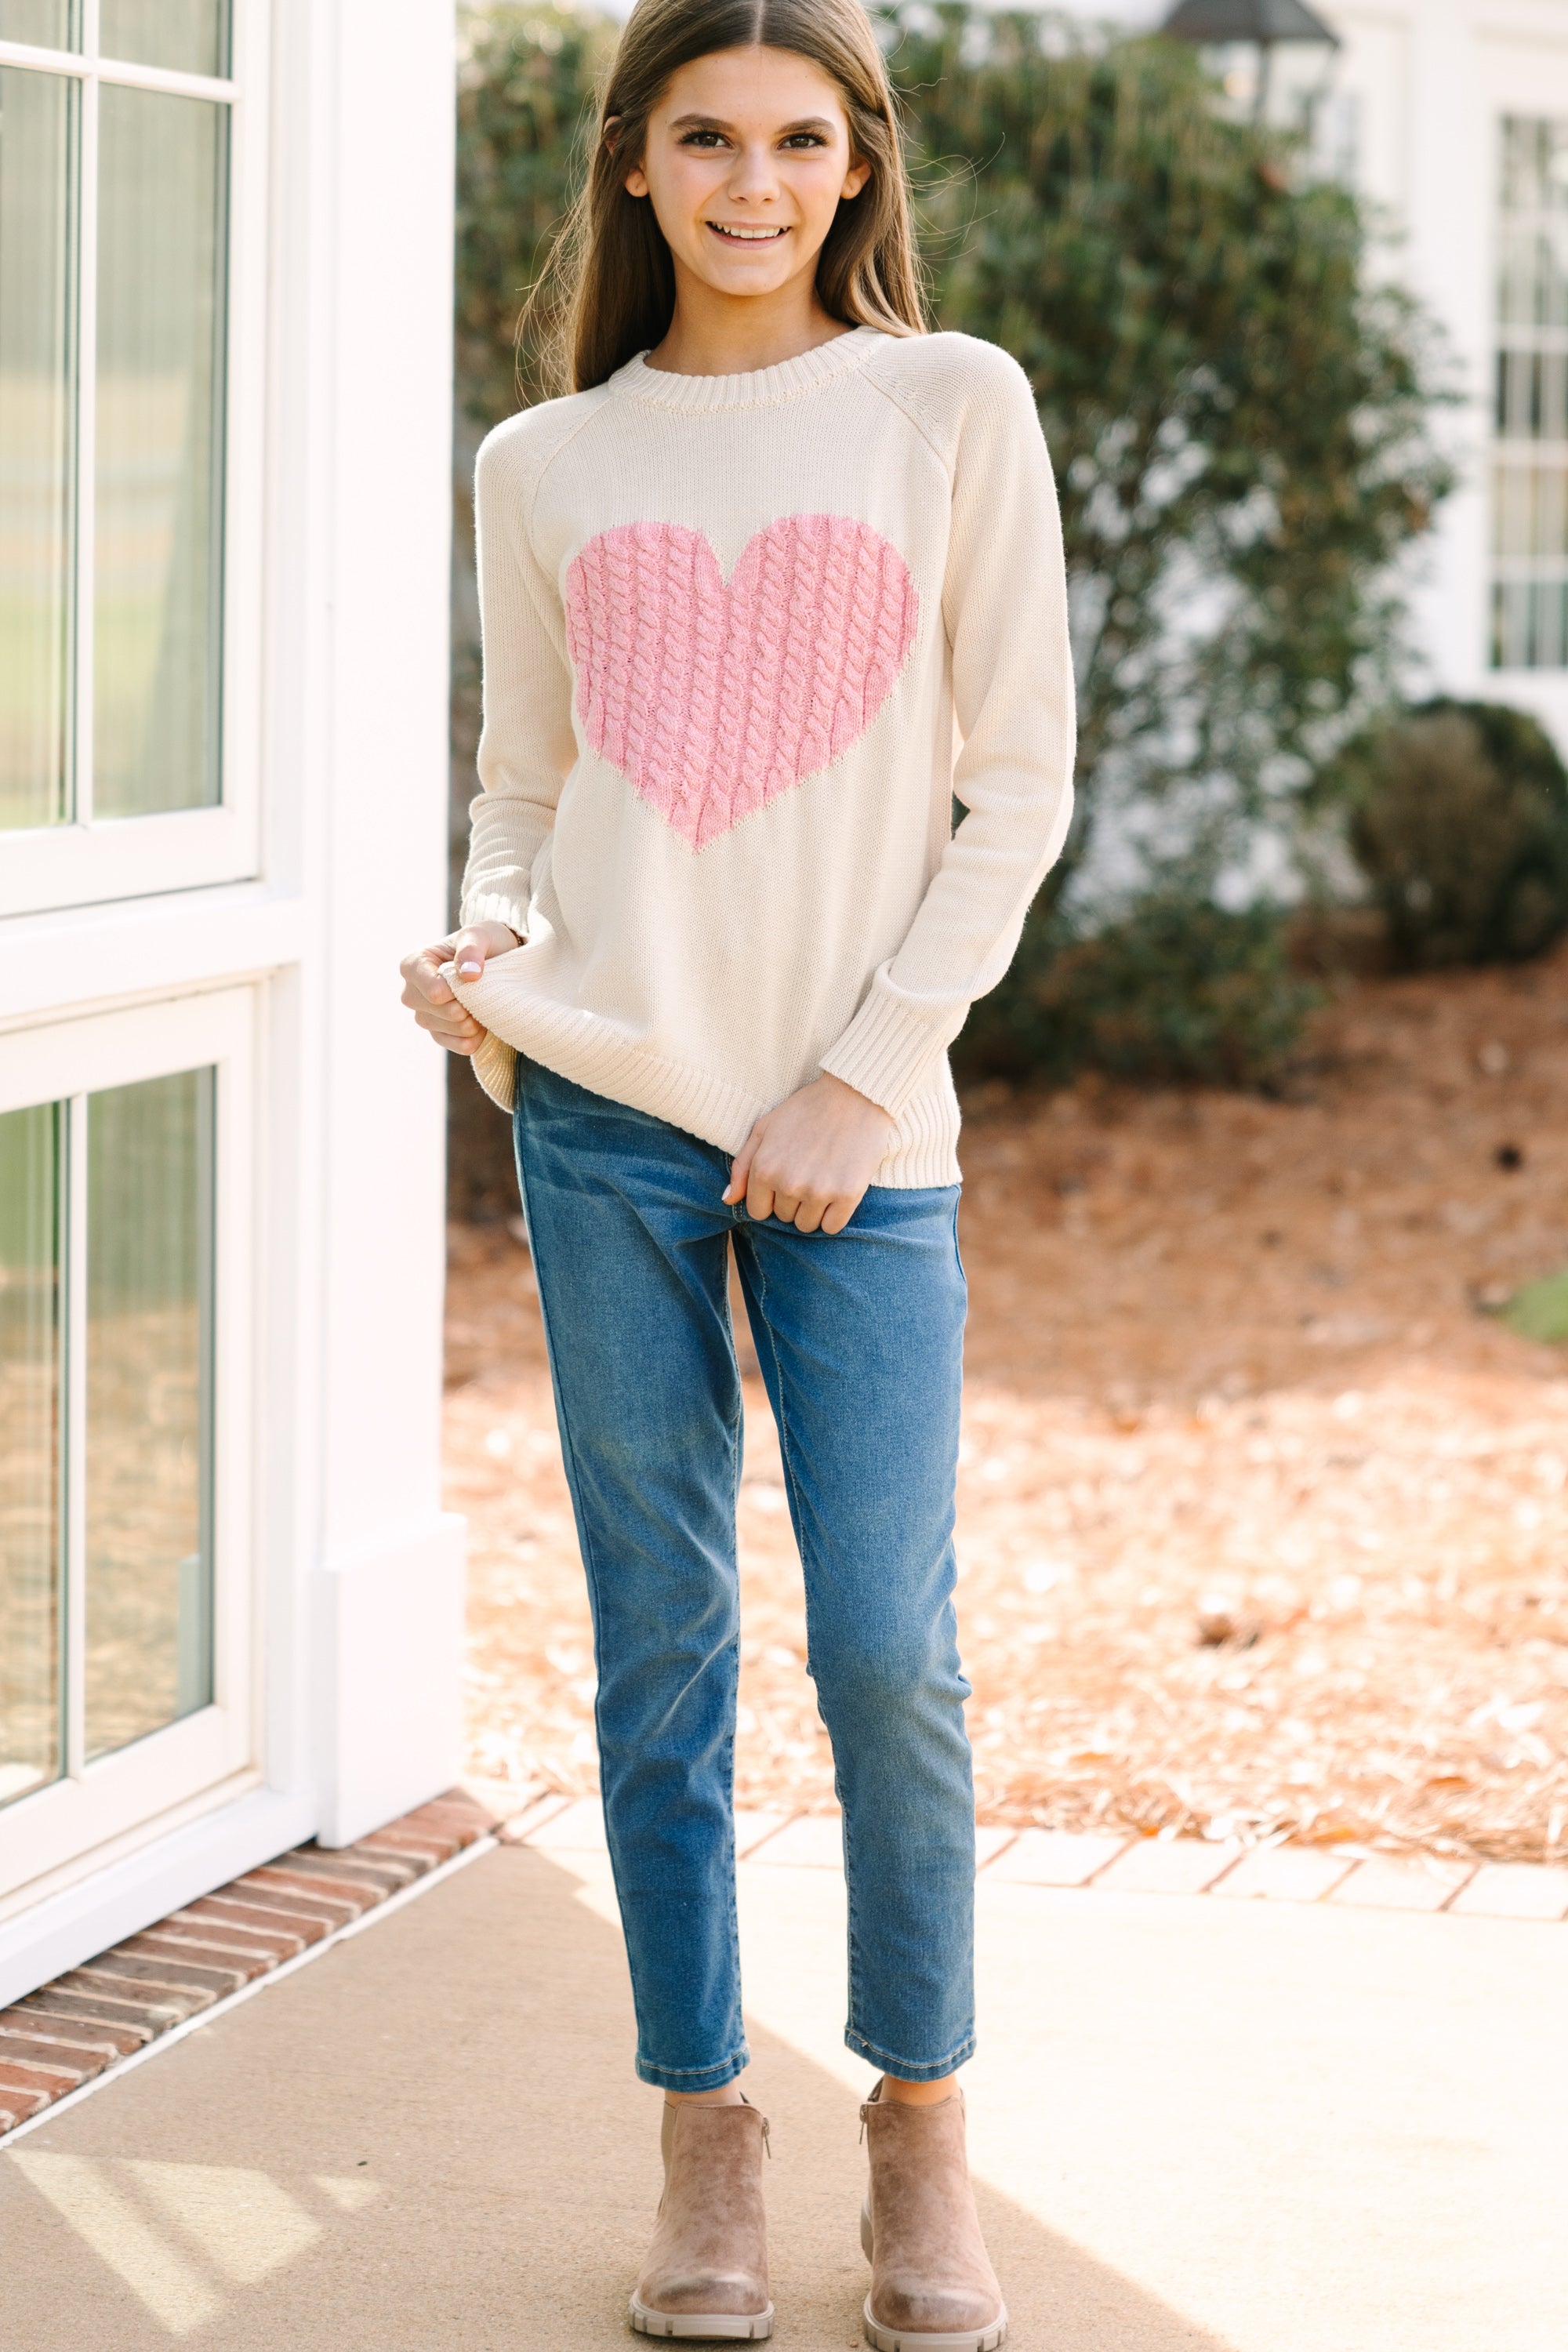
[
  {"x1": 9, "y1": 2153, "x2": 381, "y2": 2336},
  {"x1": 448, "y1": 953, "x2": 1568, "y2": 1867}
]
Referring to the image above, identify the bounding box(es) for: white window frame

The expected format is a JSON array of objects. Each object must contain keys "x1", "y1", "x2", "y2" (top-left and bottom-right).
[
  {"x1": 0, "y1": 984, "x2": 257, "y2": 1909},
  {"x1": 0, "y1": 0, "x2": 268, "y2": 919},
  {"x1": 1490, "y1": 110, "x2": 1568, "y2": 673}
]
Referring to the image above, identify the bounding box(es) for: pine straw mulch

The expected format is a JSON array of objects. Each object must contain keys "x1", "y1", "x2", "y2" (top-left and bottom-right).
[{"x1": 445, "y1": 950, "x2": 1568, "y2": 1867}]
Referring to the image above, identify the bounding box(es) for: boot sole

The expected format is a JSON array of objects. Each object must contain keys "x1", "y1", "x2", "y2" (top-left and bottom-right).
[
  {"x1": 861, "y1": 2307, "x2": 1007, "y2": 2352},
  {"x1": 860, "y1": 2204, "x2": 1008, "y2": 2351},
  {"x1": 629, "y1": 2295, "x2": 775, "y2": 2339}
]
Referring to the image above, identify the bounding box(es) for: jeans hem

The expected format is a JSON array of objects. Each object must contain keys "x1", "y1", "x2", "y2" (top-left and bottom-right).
[
  {"x1": 844, "y1": 2027, "x2": 976, "y2": 2082},
  {"x1": 635, "y1": 2046, "x2": 751, "y2": 2093}
]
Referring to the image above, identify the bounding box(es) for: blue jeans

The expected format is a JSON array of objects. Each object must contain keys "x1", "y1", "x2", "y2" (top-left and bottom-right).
[{"x1": 514, "y1": 1060, "x2": 975, "y2": 2090}]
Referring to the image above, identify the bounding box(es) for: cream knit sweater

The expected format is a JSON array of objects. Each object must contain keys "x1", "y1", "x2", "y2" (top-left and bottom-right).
[{"x1": 450, "y1": 325, "x2": 1075, "y2": 1188}]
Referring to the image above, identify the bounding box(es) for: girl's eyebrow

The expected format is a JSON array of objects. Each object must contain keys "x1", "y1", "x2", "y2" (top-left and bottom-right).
[{"x1": 666, "y1": 111, "x2": 837, "y2": 136}]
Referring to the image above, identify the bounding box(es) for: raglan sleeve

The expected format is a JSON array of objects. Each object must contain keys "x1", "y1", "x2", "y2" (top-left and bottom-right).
[
  {"x1": 818, "y1": 348, "x2": 1076, "y2": 1119},
  {"x1": 456, "y1": 427, "x2": 579, "y2": 941}
]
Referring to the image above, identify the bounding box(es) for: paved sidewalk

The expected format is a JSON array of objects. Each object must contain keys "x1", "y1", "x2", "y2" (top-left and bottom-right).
[
  {"x1": 4, "y1": 1840, "x2": 1564, "y2": 2351},
  {"x1": 519, "y1": 1792, "x2": 1568, "y2": 1919}
]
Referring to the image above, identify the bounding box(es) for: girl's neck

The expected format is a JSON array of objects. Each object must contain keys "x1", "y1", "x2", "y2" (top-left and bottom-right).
[{"x1": 645, "y1": 270, "x2": 851, "y2": 379}]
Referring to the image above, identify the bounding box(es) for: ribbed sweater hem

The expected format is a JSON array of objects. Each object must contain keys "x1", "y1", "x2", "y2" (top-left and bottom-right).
[{"x1": 450, "y1": 967, "x2": 961, "y2": 1189}]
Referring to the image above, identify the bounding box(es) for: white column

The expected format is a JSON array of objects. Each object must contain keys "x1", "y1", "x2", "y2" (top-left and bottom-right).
[
  {"x1": 1399, "y1": 0, "x2": 1490, "y2": 695},
  {"x1": 265, "y1": 0, "x2": 464, "y2": 1848}
]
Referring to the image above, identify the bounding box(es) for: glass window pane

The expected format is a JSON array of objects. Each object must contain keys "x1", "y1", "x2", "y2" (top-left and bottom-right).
[
  {"x1": 0, "y1": 1102, "x2": 63, "y2": 1809},
  {"x1": 100, "y1": 1, "x2": 229, "y2": 79},
  {"x1": 0, "y1": 3, "x2": 79, "y2": 47},
  {"x1": 0, "y1": 67, "x2": 76, "y2": 833},
  {"x1": 94, "y1": 85, "x2": 227, "y2": 818},
  {"x1": 85, "y1": 1067, "x2": 214, "y2": 1761},
  {"x1": 1494, "y1": 119, "x2": 1568, "y2": 670}
]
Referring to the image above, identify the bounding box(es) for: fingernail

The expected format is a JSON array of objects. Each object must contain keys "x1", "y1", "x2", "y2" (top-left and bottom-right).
[{"x1": 457, "y1": 960, "x2": 481, "y2": 977}]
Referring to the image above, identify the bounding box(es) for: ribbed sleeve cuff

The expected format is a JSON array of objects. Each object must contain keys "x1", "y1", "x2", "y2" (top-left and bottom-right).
[
  {"x1": 819, "y1": 983, "x2": 950, "y2": 1120},
  {"x1": 459, "y1": 890, "x2": 528, "y2": 941}
]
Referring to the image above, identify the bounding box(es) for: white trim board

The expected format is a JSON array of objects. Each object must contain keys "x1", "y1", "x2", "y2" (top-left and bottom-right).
[{"x1": 0, "y1": 1784, "x2": 317, "y2": 2015}]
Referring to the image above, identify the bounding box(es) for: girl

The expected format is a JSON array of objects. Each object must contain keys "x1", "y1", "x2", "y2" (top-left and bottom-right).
[{"x1": 401, "y1": 1, "x2": 1073, "y2": 2341}]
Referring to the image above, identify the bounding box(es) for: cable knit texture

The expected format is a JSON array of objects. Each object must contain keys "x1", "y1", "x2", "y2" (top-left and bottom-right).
[
  {"x1": 452, "y1": 327, "x2": 1076, "y2": 1187},
  {"x1": 565, "y1": 516, "x2": 918, "y2": 848}
]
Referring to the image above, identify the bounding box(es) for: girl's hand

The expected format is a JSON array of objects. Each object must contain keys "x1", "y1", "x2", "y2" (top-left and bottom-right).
[
  {"x1": 724, "y1": 1074, "x2": 894, "y2": 1234},
  {"x1": 398, "y1": 920, "x2": 521, "y2": 1056}
]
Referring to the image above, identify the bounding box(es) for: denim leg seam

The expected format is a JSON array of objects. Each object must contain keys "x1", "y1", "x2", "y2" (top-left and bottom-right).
[
  {"x1": 723, "y1": 1261, "x2": 746, "y2": 2063},
  {"x1": 514, "y1": 1142, "x2": 615, "y2": 1796},
  {"x1": 517, "y1": 1128, "x2": 742, "y2": 2087},
  {"x1": 514, "y1": 1145, "x2": 608, "y2": 1646},
  {"x1": 746, "y1": 1241, "x2": 869, "y2": 2056}
]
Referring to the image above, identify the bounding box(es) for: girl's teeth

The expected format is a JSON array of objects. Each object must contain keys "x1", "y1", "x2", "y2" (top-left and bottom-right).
[{"x1": 713, "y1": 225, "x2": 783, "y2": 240}]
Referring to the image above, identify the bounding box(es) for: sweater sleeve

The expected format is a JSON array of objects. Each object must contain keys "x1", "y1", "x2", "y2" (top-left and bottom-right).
[
  {"x1": 818, "y1": 351, "x2": 1076, "y2": 1119},
  {"x1": 457, "y1": 428, "x2": 579, "y2": 940}
]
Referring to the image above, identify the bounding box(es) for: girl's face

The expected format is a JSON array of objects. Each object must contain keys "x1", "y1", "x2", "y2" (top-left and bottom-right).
[{"x1": 624, "y1": 46, "x2": 870, "y2": 304}]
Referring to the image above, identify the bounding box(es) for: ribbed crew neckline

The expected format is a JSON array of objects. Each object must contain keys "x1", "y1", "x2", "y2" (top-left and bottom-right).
[{"x1": 612, "y1": 324, "x2": 885, "y2": 412}]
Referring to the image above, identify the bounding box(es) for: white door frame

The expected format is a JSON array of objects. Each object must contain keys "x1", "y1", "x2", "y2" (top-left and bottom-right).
[
  {"x1": 0, "y1": 0, "x2": 464, "y2": 2016},
  {"x1": 0, "y1": 984, "x2": 258, "y2": 1916}
]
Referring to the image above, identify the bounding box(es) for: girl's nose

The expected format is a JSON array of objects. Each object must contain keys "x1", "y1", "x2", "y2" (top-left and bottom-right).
[{"x1": 726, "y1": 140, "x2": 780, "y2": 205}]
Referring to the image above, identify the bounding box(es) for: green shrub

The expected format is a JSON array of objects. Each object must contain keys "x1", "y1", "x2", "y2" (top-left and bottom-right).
[
  {"x1": 1339, "y1": 699, "x2": 1568, "y2": 969},
  {"x1": 1504, "y1": 1269, "x2": 1568, "y2": 1346},
  {"x1": 957, "y1": 896, "x2": 1322, "y2": 1090},
  {"x1": 898, "y1": 7, "x2": 1453, "y2": 921}
]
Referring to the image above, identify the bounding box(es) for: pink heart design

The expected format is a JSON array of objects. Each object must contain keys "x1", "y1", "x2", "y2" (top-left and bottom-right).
[{"x1": 564, "y1": 514, "x2": 919, "y2": 850}]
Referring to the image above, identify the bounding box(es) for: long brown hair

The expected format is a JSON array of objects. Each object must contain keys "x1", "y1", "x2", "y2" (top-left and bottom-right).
[{"x1": 523, "y1": 0, "x2": 925, "y2": 395}]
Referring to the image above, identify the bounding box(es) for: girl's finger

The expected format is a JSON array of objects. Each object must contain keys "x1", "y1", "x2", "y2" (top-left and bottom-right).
[
  {"x1": 401, "y1": 946, "x2": 453, "y2": 1005},
  {"x1": 419, "y1": 1010, "x2": 479, "y2": 1045},
  {"x1": 723, "y1": 1133, "x2": 760, "y2": 1204},
  {"x1": 423, "y1": 953, "x2": 456, "y2": 1004},
  {"x1": 452, "y1": 927, "x2": 489, "y2": 981}
]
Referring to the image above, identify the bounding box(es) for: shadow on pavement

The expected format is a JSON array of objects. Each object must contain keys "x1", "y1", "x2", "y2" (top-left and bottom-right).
[{"x1": 3, "y1": 1846, "x2": 1228, "y2": 2350}]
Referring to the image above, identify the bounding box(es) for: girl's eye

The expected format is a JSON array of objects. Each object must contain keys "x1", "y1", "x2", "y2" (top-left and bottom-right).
[
  {"x1": 679, "y1": 129, "x2": 729, "y2": 149},
  {"x1": 782, "y1": 132, "x2": 827, "y2": 149}
]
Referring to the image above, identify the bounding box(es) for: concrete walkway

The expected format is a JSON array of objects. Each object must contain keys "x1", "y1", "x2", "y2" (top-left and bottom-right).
[{"x1": 5, "y1": 1842, "x2": 1564, "y2": 2350}]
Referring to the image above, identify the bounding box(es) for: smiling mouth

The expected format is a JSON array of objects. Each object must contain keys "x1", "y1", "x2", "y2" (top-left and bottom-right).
[{"x1": 706, "y1": 222, "x2": 789, "y2": 242}]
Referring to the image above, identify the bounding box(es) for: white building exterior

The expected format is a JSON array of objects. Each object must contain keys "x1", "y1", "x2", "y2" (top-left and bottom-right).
[
  {"x1": 0, "y1": 2, "x2": 463, "y2": 2007},
  {"x1": 1066, "y1": 0, "x2": 1568, "y2": 750}
]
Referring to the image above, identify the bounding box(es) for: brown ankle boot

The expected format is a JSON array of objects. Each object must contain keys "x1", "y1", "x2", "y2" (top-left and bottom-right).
[
  {"x1": 859, "y1": 2080, "x2": 1007, "y2": 2351},
  {"x1": 630, "y1": 2096, "x2": 775, "y2": 2340}
]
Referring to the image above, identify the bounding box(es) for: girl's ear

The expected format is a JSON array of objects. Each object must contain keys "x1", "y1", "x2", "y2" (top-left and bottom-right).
[
  {"x1": 841, "y1": 156, "x2": 872, "y2": 201},
  {"x1": 608, "y1": 114, "x2": 650, "y2": 199}
]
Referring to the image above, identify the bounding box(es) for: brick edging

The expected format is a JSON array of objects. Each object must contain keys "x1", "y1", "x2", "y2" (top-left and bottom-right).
[
  {"x1": 0, "y1": 1790, "x2": 497, "y2": 2143},
  {"x1": 508, "y1": 1795, "x2": 1568, "y2": 1922}
]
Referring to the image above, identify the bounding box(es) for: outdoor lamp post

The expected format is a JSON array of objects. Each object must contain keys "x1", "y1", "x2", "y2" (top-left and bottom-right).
[{"x1": 1161, "y1": 0, "x2": 1340, "y2": 123}]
